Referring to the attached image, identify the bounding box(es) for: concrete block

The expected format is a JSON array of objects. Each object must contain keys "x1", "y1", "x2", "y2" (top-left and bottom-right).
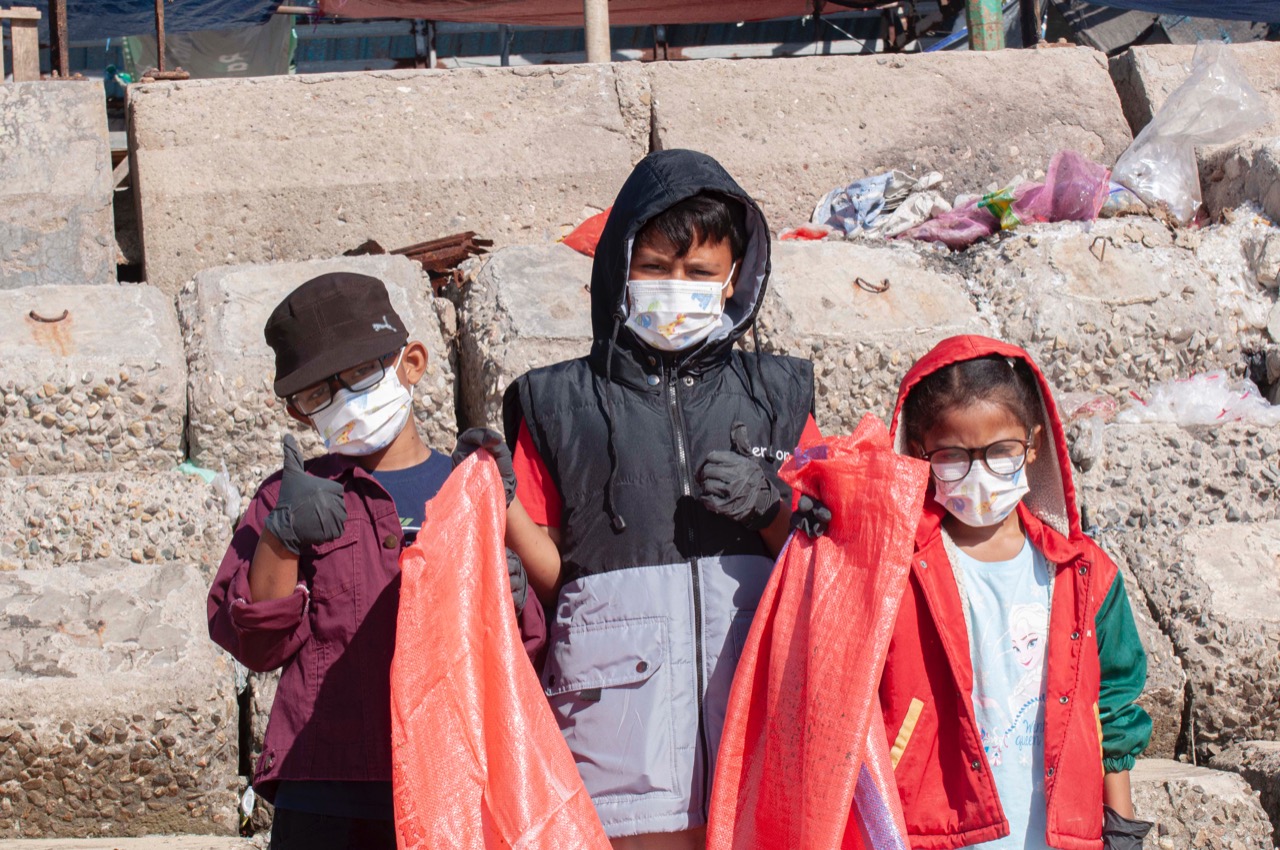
[
  {"x1": 0, "y1": 285, "x2": 185, "y2": 477},
  {"x1": 1131, "y1": 759, "x2": 1274, "y2": 850},
  {"x1": 966, "y1": 215, "x2": 1274, "y2": 399},
  {"x1": 0, "y1": 562, "x2": 239, "y2": 838},
  {"x1": 756, "y1": 239, "x2": 992, "y2": 432},
  {"x1": 0, "y1": 82, "x2": 114, "y2": 289},
  {"x1": 0, "y1": 472, "x2": 233, "y2": 572},
  {"x1": 458, "y1": 245, "x2": 593, "y2": 429},
  {"x1": 128, "y1": 66, "x2": 644, "y2": 295},
  {"x1": 649, "y1": 48, "x2": 1132, "y2": 231},
  {"x1": 1212, "y1": 741, "x2": 1280, "y2": 847},
  {"x1": 179, "y1": 255, "x2": 457, "y2": 497},
  {"x1": 1108, "y1": 43, "x2": 1280, "y2": 139},
  {"x1": 1128, "y1": 586, "x2": 1186, "y2": 761},
  {"x1": 0, "y1": 839, "x2": 260, "y2": 849},
  {"x1": 1203, "y1": 141, "x2": 1280, "y2": 225}
]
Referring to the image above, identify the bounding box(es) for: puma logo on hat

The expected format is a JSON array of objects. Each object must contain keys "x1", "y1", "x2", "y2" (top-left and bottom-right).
[{"x1": 372, "y1": 316, "x2": 398, "y2": 333}]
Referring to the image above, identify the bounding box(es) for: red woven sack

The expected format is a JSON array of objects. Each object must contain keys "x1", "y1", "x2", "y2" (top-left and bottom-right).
[
  {"x1": 390, "y1": 454, "x2": 611, "y2": 850},
  {"x1": 706, "y1": 415, "x2": 929, "y2": 850},
  {"x1": 562, "y1": 207, "x2": 612, "y2": 257}
]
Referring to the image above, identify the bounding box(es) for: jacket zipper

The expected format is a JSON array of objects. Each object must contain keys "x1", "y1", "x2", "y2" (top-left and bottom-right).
[{"x1": 664, "y1": 361, "x2": 711, "y2": 818}]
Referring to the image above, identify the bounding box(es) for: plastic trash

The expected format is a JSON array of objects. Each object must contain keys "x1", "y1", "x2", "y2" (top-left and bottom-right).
[
  {"x1": 899, "y1": 199, "x2": 999, "y2": 250},
  {"x1": 391, "y1": 454, "x2": 611, "y2": 850},
  {"x1": 1116, "y1": 371, "x2": 1280, "y2": 427},
  {"x1": 211, "y1": 461, "x2": 243, "y2": 522},
  {"x1": 1013, "y1": 150, "x2": 1110, "y2": 225},
  {"x1": 1112, "y1": 41, "x2": 1273, "y2": 225},
  {"x1": 813, "y1": 171, "x2": 943, "y2": 236},
  {"x1": 562, "y1": 207, "x2": 611, "y2": 257},
  {"x1": 706, "y1": 416, "x2": 928, "y2": 850},
  {"x1": 779, "y1": 223, "x2": 833, "y2": 241},
  {"x1": 871, "y1": 191, "x2": 953, "y2": 238},
  {"x1": 1098, "y1": 181, "x2": 1148, "y2": 218}
]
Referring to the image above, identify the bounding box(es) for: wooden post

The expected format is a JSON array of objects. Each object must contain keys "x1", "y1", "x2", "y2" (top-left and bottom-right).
[
  {"x1": 48, "y1": 0, "x2": 68, "y2": 75},
  {"x1": 154, "y1": 0, "x2": 166, "y2": 72},
  {"x1": 1019, "y1": 0, "x2": 1039, "y2": 46},
  {"x1": 966, "y1": 0, "x2": 1004, "y2": 51},
  {"x1": 583, "y1": 0, "x2": 610, "y2": 63},
  {"x1": 2, "y1": 6, "x2": 42, "y2": 81}
]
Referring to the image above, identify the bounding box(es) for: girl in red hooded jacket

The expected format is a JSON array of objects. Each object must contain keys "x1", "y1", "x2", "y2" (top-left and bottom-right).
[{"x1": 880, "y1": 335, "x2": 1152, "y2": 850}]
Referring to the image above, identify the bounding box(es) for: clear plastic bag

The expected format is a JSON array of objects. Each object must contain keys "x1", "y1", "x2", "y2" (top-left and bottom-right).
[
  {"x1": 1112, "y1": 41, "x2": 1273, "y2": 225},
  {"x1": 1116, "y1": 371, "x2": 1280, "y2": 427}
]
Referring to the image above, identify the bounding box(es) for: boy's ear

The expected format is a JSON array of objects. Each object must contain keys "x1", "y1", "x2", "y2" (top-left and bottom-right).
[
  {"x1": 1026, "y1": 424, "x2": 1044, "y2": 466},
  {"x1": 285, "y1": 405, "x2": 311, "y2": 427},
  {"x1": 400, "y1": 341, "x2": 429, "y2": 385}
]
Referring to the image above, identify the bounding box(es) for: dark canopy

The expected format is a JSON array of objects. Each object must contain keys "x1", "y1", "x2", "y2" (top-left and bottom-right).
[{"x1": 28, "y1": 0, "x2": 276, "y2": 43}]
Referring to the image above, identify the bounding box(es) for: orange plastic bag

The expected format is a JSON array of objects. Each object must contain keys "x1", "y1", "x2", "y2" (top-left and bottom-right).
[
  {"x1": 561, "y1": 207, "x2": 611, "y2": 257},
  {"x1": 390, "y1": 454, "x2": 612, "y2": 850},
  {"x1": 706, "y1": 415, "x2": 929, "y2": 850}
]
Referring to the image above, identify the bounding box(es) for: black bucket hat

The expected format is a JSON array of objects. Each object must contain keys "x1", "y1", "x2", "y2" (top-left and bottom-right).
[{"x1": 264, "y1": 272, "x2": 409, "y2": 398}]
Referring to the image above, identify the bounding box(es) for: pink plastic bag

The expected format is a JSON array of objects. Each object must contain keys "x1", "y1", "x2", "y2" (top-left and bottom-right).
[
  {"x1": 1013, "y1": 150, "x2": 1110, "y2": 225},
  {"x1": 899, "y1": 200, "x2": 998, "y2": 250}
]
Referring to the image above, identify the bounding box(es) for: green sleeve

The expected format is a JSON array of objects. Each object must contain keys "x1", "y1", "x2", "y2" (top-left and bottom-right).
[{"x1": 1095, "y1": 570, "x2": 1152, "y2": 773}]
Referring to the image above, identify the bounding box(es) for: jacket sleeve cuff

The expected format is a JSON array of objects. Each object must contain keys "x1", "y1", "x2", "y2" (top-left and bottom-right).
[
  {"x1": 1103, "y1": 754, "x2": 1137, "y2": 773},
  {"x1": 230, "y1": 583, "x2": 309, "y2": 633}
]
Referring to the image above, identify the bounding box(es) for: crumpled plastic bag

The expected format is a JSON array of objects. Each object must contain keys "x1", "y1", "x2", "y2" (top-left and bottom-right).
[
  {"x1": 562, "y1": 207, "x2": 611, "y2": 257},
  {"x1": 1112, "y1": 41, "x2": 1273, "y2": 225},
  {"x1": 899, "y1": 199, "x2": 999, "y2": 250},
  {"x1": 1116, "y1": 371, "x2": 1280, "y2": 427},
  {"x1": 391, "y1": 454, "x2": 611, "y2": 850},
  {"x1": 979, "y1": 151, "x2": 1109, "y2": 230},
  {"x1": 706, "y1": 415, "x2": 929, "y2": 850},
  {"x1": 870, "y1": 191, "x2": 952, "y2": 238},
  {"x1": 813, "y1": 171, "x2": 943, "y2": 235}
]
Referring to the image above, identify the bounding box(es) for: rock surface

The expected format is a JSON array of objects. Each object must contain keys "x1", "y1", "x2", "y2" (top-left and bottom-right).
[
  {"x1": 0, "y1": 82, "x2": 114, "y2": 290},
  {"x1": 0, "y1": 285, "x2": 185, "y2": 477},
  {"x1": 1204, "y1": 143, "x2": 1280, "y2": 227},
  {"x1": 0, "y1": 472, "x2": 233, "y2": 572},
  {"x1": 179, "y1": 255, "x2": 457, "y2": 498},
  {"x1": 0, "y1": 562, "x2": 239, "y2": 838},
  {"x1": 1211, "y1": 741, "x2": 1280, "y2": 848},
  {"x1": 1131, "y1": 759, "x2": 1275, "y2": 850},
  {"x1": 128, "y1": 66, "x2": 644, "y2": 295},
  {"x1": 649, "y1": 47, "x2": 1132, "y2": 230},
  {"x1": 0, "y1": 839, "x2": 258, "y2": 849}
]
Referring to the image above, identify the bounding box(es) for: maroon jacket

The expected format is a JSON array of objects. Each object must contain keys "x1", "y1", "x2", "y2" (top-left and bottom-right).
[{"x1": 207, "y1": 453, "x2": 547, "y2": 800}]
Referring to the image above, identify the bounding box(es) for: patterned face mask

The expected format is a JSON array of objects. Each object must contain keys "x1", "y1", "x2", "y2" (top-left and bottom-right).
[
  {"x1": 309, "y1": 351, "x2": 412, "y2": 456},
  {"x1": 624, "y1": 264, "x2": 735, "y2": 352},
  {"x1": 932, "y1": 463, "x2": 1030, "y2": 528}
]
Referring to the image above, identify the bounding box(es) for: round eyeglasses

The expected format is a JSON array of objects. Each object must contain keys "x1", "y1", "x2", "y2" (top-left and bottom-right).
[
  {"x1": 287, "y1": 351, "x2": 399, "y2": 416},
  {"x1": 922, "y1": 439, "x2": 1031, "y2": 483}
]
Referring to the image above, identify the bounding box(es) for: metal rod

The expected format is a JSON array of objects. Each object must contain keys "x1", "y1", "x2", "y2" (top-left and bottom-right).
[
  {"x1": 154, "y1": 0, "x2": 166, "y2": 72},
  {"x1": 49, "y1": 0, "x2": 68, "y2": 75},
  {"x1": 427, "y1": 20, "x2": 436, "y2": 68},
  {"x1": 583, "y1": 0, "x2": 610, "y2": 63},
  {"x1": 498, "y1": 23, "x2": 510, "y2": 66},
  {"x1": 965, "y1": 0, "x2": 1004, "y2": 50},
  {"x1": 1019, "y1": 0, "x2": 1039, "y2": 46}
]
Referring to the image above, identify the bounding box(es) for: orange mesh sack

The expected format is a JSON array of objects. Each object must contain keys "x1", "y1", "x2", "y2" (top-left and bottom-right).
[
  {"x1": 706, "y1": 415, "x2": 929, "y2": 850},
  {"x1": 390, "y1": 454, "x2": 611, "y2": 850}
]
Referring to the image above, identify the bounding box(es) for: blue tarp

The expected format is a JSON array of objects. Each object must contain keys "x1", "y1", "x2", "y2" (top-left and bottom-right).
[
  {"x1": 1083, "y1": 0, "x2": 1280, "y2": 21},
  {"x1": 27, "y1": 0, "x2": 277, "y2": 43}
]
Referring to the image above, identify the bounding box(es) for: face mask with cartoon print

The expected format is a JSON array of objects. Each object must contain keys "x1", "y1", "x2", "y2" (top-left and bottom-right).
[
  {"x1": 933, "y1": 463, "x2": 1030, "y2": 528},
  {"x1": 624, "y1": 264, "x2": 735, "y2": 352}
]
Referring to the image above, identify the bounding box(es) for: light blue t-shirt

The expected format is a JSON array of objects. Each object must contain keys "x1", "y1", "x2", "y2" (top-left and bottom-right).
[{"x1": 955, "y1": 536, "x2": 1052, "y2": 850}]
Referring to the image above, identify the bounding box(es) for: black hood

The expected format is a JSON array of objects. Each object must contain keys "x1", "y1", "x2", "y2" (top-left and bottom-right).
[{"x1": 590, "y1": 149, "x2": 772, "y2": 365}]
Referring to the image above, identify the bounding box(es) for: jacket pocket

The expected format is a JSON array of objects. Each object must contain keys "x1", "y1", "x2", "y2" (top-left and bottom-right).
[
  {"x1": 307, "y1": 528, "x2": 359, "y2": 600},
  {"x1": 543, "y1": 617, "x2": 677, "y2": 801}
]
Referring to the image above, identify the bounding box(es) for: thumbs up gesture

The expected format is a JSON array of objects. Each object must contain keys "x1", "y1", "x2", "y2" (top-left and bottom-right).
[
  {"x1": 695, "y1": 422, "x2": 782, "y2": 531},
  {"x1": 264, "y1": 433, "x2": 348, "y2": 553}
]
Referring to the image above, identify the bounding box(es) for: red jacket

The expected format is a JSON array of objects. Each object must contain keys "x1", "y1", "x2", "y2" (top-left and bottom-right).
[
  {"x1": 880, "y1": 336, "x2": 1149, "y2": 850},
  {"x1": 207, "y1": 453, "x2": 546, "y2": 801}
]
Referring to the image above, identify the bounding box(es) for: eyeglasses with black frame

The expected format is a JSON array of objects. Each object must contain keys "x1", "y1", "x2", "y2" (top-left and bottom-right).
[
  {"x1": 922, "y1": 438, "x2": 1032, "y2": 483},
  {"x1": 286, "y1": 350, "x2": 400, "y2": 416}
]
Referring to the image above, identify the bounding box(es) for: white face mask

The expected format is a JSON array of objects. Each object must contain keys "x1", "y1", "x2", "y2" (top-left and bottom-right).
[
  {"x1": 624, "y1": 263, "x2": 736, "y2": 352},
  {"x1": 933, "y1": 463, "x2": 1030, "y2": 528},
  {"x1": 309, "y1": 352, "x2": 412, "y2": 456}
]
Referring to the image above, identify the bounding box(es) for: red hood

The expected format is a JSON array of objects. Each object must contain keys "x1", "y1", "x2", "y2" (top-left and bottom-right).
[{"x1": 889, "y1": 335, "x2": 1083, "y2": 554}]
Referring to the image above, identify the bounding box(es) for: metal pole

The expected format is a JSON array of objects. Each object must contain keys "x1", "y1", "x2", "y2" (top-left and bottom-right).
[
  {"x1": 966, "y1": 0, "x2": 1004, "y2": 50},
  {"x1": 498, "y1": 23, "x2": 510, "y2": 66},
  {"x1": 154, "y1": 0, "x2": 166, "y2": 72},
  {"x1": 49, "y1": 0, "x2": 68, "y2": 75},
  {"x1": 583, "y1": 0, "x2": 610, "y2": 63},
  {"x1": 427, "y1": 20, "x2": 436, "y2": 68},
  {"x1": 1019, "y1": 0, "x2": 1039, "y2": 46}
]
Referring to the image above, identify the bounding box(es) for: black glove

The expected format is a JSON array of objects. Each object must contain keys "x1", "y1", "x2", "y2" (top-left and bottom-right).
[
  {"x1": 264, "y1": 433, "x2": 348, "y2": 554},
  {"x1": 1103, "y1": 807, "x2": 1152, "y2": 850},
  {"x1": 452, "y1": 427, "x2": 516, "y2": 506},
  {"x1": 697, "y1": 422, "x2": 782, "y2": 531},
  {"x1": 507, "y1": 548, "x2": 529, "y2": 614},
  {"x1": 791, "y1": 494, "x2": 832, "y2": 538}
]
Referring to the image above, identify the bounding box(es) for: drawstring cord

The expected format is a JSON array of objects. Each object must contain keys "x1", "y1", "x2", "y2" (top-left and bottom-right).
[{"x1": 602, "y1": 315, "x2": 627, "y2": 533}]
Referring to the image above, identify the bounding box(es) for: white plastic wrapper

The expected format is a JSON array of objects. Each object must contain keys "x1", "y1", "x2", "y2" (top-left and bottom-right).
[
  {"x1": 1112, "y1": 42, "x2": 1273, "y2": 225},
  {"x1": 1117, "y1": 371, "x2": 1280, "y2": 428}
]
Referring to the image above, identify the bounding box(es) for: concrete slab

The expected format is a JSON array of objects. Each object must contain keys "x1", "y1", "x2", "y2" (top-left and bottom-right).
[
  {"x1": 0, "y1": 285, "x2": 185, "y2": 477},
  {"x1": 458, "y1": 244, "x2": 593, "y2": 429},
  {"x1": 1211, "y1": 741, "x2": 1280, "y2": 848},
  {"x1": 0, "y1": 82, "x2": 114, "y2": 289},
  {"x1": 0, "y1": 562, "x2": 239, "y2": 838},
  {"x1": 966, "y1": 215, "x2": 1275, "y2": 399},
  {"x1": 0, "y1": 472, "x2": 233, "y2": 572},
  {"x1": 649, "y1": 47, "x2": 1132, "y2": 231},
  {"x1": 0, "y1": 840, "x2": 256, "y2": 850},
  {"x1": 1109, "y1": 43, "x2": 1280, "y2": 139},
  {"x1": 128, "y1": 65, "x2": 644, "y2": 295},
  {"x1": 179, "y1": 255, "x2": 457, "y2": 499},
  {"x1": 758, "y1": 239, "x2": 992, "y2": 431},
  {"x1": 1131, "y1": 759, "x2": 1274, "y2": 850},
  {"x1": 1128, "y1": 588, "x2": 1186, "y2": 762}
]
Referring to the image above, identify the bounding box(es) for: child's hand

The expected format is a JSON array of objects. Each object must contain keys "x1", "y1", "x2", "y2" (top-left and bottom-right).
[
  {"x1": 452, "y1": 428, "x2": 516, "y2": 506},
  {"x1": 696, "y1": 422, "x2": 782, "y2": 531},
  {"x1": 1102, "y1": 806, "x2": 1152, "y2": 850},
  {"x1": 264, "y1": 434, "x2": 348, "y2": 553},
  {"x1": 506, "y1": 548, "x2": 529, "y2": 613},
  {"x1": 791, "y1": 494, "x2": 832, "y2": 538}
]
